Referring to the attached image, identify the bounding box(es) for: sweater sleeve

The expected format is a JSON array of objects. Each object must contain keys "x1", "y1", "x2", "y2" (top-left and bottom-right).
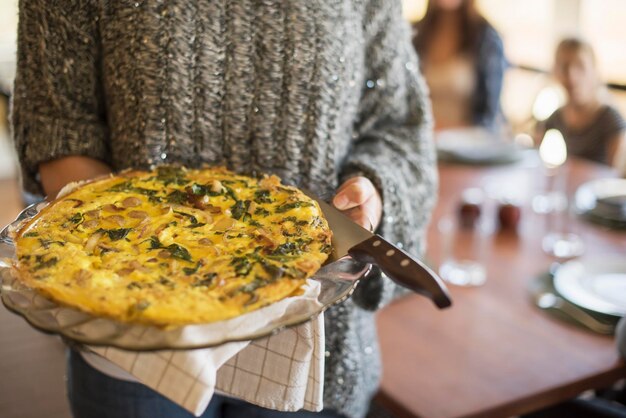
[
  {"x1": 11, "y1": 0, "x2": 109, "y2": 195},
  {"x1": 342, "y1": 0, "x2": 437, "y2": 311}
]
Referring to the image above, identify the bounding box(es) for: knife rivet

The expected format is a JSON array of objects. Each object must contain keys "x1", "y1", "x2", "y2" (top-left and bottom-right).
[
  {"x1": 372, "y1": 240, "x2": 381, "y2": 247},
  {"x1": 401, "y1": 259, "x2": 409, "y2": 267},
  {"x1": 386, "y1": 249, "x2": 395, "y2": 256}
]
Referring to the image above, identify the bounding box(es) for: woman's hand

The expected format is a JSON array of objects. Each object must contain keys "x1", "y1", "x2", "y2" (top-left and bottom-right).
[
  {"x1": 39, "y1": 156, "x2": 112, "y2": 199},
  {"x1": 332, "y1": 176, "x2": 383, "y2": 231}
]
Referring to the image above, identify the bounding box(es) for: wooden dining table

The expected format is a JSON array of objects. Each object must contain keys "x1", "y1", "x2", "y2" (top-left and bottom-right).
[{"x1": 375, "y1": 154, "x2": 626, "y2": 418}]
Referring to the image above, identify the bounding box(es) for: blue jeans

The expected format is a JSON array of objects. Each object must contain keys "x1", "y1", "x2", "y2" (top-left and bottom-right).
[{"x1": 67, "y1": 349, "x2": 343, "y2": 418}]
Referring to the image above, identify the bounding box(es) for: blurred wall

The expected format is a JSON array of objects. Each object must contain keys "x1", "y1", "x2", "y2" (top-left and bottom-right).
[
  {"x1": 0, "y1": 0, "x2": 18, "y2": 92},
  {"x1": 0, "y1": 0, "x2": 18, "y2": 179}
]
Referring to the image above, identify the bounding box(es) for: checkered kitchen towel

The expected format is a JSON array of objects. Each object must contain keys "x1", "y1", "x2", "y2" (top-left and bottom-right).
[{"x1": 88, "y1": 282, "x2": 325, "y2": 416}]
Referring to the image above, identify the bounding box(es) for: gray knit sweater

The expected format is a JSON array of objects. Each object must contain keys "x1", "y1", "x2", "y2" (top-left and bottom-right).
[{"x1": 12, "y1": 1, "x2": 436, "y2": 417}]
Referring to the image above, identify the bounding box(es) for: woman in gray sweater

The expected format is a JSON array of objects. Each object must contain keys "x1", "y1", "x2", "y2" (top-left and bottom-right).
[{"x1": 12, "y1": 1, "x2": 436, "y2": 417}]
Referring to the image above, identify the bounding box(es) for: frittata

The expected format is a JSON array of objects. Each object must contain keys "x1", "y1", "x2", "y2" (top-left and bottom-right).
[{"x1": 13, "y1": 166, "x2": 332, "y2": 326}]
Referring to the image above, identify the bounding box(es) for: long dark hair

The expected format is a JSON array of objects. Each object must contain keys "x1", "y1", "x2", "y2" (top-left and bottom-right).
[{"x1": 413, "y1": 0, "x2": 487, "y2": 57}]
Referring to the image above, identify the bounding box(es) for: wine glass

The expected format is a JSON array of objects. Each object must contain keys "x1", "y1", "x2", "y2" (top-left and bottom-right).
[
  {"x1": 535, "y1": 129, "x2": 585, "y2": 260},
  {"x1": 437, "y1": 188, "x2": 490, "y2": 287}
]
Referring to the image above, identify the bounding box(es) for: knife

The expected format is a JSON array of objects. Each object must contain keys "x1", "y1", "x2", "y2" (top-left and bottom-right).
[{"x1": 304, "y1": 191, "x2": 452, "y2": 309}]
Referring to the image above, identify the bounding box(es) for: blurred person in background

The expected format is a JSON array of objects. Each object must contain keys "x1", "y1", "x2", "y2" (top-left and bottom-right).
[
  {"x1": 540, "y1": 38, "x2": 626, "y2": 174},
  {"x1": 412, "y1": 0, "x2": 507, "y2": 131}
]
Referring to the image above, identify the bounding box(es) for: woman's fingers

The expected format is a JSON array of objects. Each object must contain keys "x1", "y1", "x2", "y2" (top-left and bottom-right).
[
  {"x1": 332, "y1": 176, "x2": 376, "y2": 210},
  {"x1": 333, "y1": 176, "x2": 383, "y2": 230}
]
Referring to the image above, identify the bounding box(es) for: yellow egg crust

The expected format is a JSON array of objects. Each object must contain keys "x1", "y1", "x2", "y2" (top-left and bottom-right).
[{"x1": 13, "y1": 166, "x2": 332, "y2": 326}]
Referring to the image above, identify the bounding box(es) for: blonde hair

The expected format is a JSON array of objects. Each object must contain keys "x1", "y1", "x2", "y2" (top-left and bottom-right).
[
  {"x1": 554, "y1": 37, "x2": 610, "y2": 100},
  {"x1": 555, "y1": 37, "x2": 597, "y2": 66}
]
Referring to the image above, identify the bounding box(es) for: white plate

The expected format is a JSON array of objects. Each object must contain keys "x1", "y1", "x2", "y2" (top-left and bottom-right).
[
  {"x1": 435, "y1": 127, "x2": 522, "y2": 164},
  {"x1": 554, "y1": 258, "x2": 626, "y2": 317},
  {"x1": 575, "y1": 178, "x2": 626, "y2": 222}
]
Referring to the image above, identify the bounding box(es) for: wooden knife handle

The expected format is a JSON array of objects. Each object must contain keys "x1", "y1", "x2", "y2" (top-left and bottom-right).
[{"x1": 348, "y1": 235, "x2": 452, "y2": 309}]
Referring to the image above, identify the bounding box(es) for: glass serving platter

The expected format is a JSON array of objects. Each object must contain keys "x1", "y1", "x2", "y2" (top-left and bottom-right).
[{"x1": 0, "y1": 202, "x2": 370, "y2": 351}]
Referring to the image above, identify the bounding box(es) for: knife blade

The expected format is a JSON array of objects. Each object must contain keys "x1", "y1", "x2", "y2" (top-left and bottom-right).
[{"x1": 304, "y1": 190, "x2": 452, "y2": 309}]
